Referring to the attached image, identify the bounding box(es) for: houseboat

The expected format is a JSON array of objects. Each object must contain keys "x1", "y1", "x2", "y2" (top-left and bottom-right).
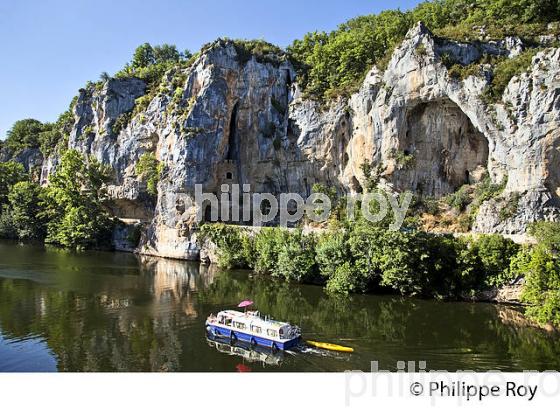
[{"x1": 205, "y1": 310, "x2": 301, "y2": 351}]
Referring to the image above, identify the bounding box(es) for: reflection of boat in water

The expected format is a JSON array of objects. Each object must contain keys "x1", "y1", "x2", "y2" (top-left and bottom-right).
[{"x1": 206, "y1": 333, "x2": 284, "y2": 367}]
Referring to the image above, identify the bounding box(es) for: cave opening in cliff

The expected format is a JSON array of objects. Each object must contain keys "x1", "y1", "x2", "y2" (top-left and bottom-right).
[
  {"x1": 226, "y1": 103, "x2": 240, "y2": 161},
  {"x1": 396, "y1": 99, "x2": 489, "y2": 197}
]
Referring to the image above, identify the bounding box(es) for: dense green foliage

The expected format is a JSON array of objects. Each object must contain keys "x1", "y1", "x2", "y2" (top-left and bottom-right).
[
  {"x1": 6, "y1": 181, "x2": 46, "y2": 240},
  {"x1": 41, "y1": 150, "x2": 114, "y2": 249},
  {"x1": 199, "y1": 220, "x2": 521, "y2": 298},
  {"x1": 227, "y1": 39, "x2": 287, "y2": 66},
  {"x1": 515, "y1": 222, "x2": 560, "y2": 327},
  {"x1": 4, "y1": 119, "x2": 47, "y2": 153},
  {"x1": 0, "y1": 161, "x2": 26, "y2": 206},
  {"x1": 288, "y1": 10, "x2": 411, "y2": 99},
  {"x1": 135, "y1": 153, "x2": 163, "y2": 196},
  {"x1": 3, "y1": 100, "x2": 75, "y2": 158},
  {"x1": 287, "y1": 0, "x2": 560, "y2": 100},
  {"x1": 115, "y1": 43, "x2": 192, "y2": 89},
  {"x1": 0, "y1": 150, "x2": 114, "y2": 248}
]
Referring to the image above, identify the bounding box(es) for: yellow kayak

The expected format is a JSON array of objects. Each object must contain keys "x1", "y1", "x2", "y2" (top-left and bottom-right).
[{"x1": 306, "y1": 340, "x2": 354, "y2": 353}]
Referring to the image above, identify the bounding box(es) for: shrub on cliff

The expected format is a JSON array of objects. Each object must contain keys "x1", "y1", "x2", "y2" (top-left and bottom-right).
[
  {"x1": 481, "y1": 49, "x2": 540, "y2": 103},
  {"x1": 4, "y1": 119, "x2": 50, "y2": 154},
  {"x1": 135, "y1": 153, "x2": 163, "y2": 196}
]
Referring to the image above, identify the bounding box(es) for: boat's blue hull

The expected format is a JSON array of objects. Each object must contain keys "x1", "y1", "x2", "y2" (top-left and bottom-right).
[{"x1": 206, "y1": 324, "x2": 300, "y2": 350}]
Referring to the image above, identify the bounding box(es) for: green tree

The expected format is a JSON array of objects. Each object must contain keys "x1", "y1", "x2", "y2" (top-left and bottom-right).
[
  {"x1": 153, "y1": 44, "x2": 181, "y2": 64},
  {"x1": 7, "y1": 181, "x2": 46, "y2": 240},
  {"x1": 465, "y1": 234, "x2": 520, "y2": 287},
  {"x1": 132, "y1": 43, "x2": 156, "y2": 69},
  {"x1": 43, "y1": 150, "x2": 113, "y2": 249},
  {"x1": 275, "y1": 230, "x2": 317, "y2": 281},
  {"x1": 0, "y1": 161, "x2": 26, "y2": 206},
  {"x1": 5, "y1": 119, "x2": 48, "y2": 153},
  {"x1": 516, "y1": 222, "x2": 560, "y2": 327}
]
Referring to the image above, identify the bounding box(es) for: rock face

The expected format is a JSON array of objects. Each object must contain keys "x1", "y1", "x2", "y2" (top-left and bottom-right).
[{"x1": 35, "y1": 23, "x2": 560, "y2": 259}]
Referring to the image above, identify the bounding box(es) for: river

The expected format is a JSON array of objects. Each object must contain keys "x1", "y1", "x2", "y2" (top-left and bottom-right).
[{"x1": 0, "y1": 240, "x2": 559, "y2": 372}]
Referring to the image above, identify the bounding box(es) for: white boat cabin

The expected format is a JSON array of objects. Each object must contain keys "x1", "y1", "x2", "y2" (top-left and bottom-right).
[{"x1": 213, "y1": 310, "x2": 296, "y2": 341}]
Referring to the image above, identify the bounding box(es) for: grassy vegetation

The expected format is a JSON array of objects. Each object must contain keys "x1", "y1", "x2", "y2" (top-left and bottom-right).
[
  {"x1": 229, "y1": 39, "x2": 287, "y2": 66},
  {"x1": 481, "y1": 49, "x2": 540, "y2": 103}
]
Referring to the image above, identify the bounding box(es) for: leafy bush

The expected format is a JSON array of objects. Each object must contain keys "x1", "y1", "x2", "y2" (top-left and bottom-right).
[
  {"x1": 482, "y1": 49, "x2": 539, "y2": 103},
  {"x1": 510, "y1": 222, "x2": 560, "y2": 327},
  {"x1": 112, "y1": 112, "x2": 132, "y2": 135},
  {"x1": 460, "y1": 234, "x2": 520, "y2": 288},
  {"x1": 499, "y1": 192, "x2": 521, "y2": 221},
  {"x1": 528, "y1": 221, "x2": 560, "y2": 252},
  {"x1": 4, "y1": 119, "x2": 48, "y2": 153},
  {"x1": 230, "y1": 39, "x2": 286, "y2": 66},
  {"x1": 275, "y1": 230, "x2": 317, "y2": 282},
  {"x1": 447, "y1": 63, "x2": 484, "y2": 81},
  {"x1": 445, "y1": 185, "x2": 472, "y2": 211},
  {"x1": 135, "y1": 153, "x2": 163, "y2": 196},
  {"x1": 197, "y1": 223, "x2": 253, "y2": 269},
  {"x1": 0, "y1": 161, "x2": 26, "y2": 206},
  {"x1": 253, "y1": 228, "x2": 289, "y2": 274},
  {"x1": 0, "y1": 207, "x2": 16, "y2": 239},
  {"x1": 315, "y1": 230, "x2": 350, "y2": 280},
  {"x1": 390, "y1": 149, "x2": 415, "y2": 170}
]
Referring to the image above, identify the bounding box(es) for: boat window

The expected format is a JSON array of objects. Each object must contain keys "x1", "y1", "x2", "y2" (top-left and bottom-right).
[
  {"x1": 234, "y1": 322, "x2": 246, "y2": 330},
  {"x1": 267, "y1": 329, "x2": 277, "y2": 337},
  {"x1": 218, "y1": 316, "x2": 225, "y2": 324},
  {"x1": 225, "y1": 318, "x2": 232, "y2": 326},
  {"x1": 251, "y1": 325, "x2": 262, "y2": 334}
]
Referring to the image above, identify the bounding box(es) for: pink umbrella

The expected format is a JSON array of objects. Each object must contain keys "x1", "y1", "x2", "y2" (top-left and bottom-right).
[{"x1": 238, "y1": 300, "x2": 254, "y2": 308}]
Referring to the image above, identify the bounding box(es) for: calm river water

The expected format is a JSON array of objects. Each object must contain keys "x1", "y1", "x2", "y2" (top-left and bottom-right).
[{"x1": 0, "y1": 240, "x2": 559, "y2": 372}]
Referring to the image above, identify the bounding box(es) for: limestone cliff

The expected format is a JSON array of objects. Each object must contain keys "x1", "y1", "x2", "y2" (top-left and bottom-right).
[{"x1": 37, "y1": 23, "x2": 560, "y2": 259}]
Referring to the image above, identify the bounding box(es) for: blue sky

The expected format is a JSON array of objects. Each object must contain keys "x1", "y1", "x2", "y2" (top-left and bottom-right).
[{"x1": 0, "y1": 0, "x2": 422, "y2": 138}]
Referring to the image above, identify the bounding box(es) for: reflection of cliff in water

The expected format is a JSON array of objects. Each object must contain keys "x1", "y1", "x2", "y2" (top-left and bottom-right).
[
  {"x1": 0, "y1": 251, "x2": 218, "y2": 372},
  {"x1": 139, "y1": 255, "x2": 218, "y2": 318}
]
